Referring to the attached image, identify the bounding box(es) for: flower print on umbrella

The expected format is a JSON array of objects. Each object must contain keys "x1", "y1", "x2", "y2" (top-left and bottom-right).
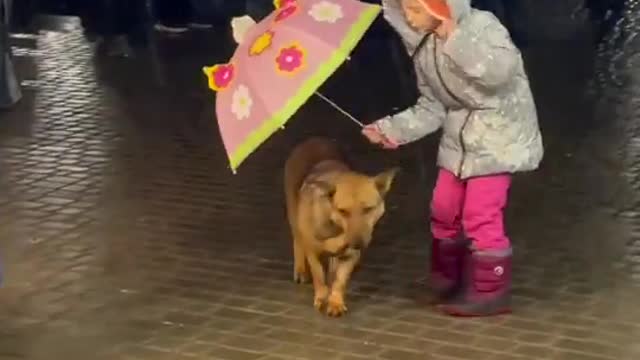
[
  {"x1": 202, "y1": 0, "x2": 382, "y2": 172},
  {"x1": 231, "y1": 85, "x2": 253, "y2": 120},
  {"x1": 308, "y1": 1, "x2": 344, "y2": 23},
  {"x1": 275, "y1": 43, "x2": 306, "y2": 74},
  {"x1": 273, "y1": 0, "x2": 296, "y2": 9},
  {"x1": 203, "y1": 63, "x2": 235, "y2": 91},
  {"x1": 249, "y1": 30, "x2": 275, "y2": 56},
  {"x1": 274, "y1": 2, "x2": 299, "y2": 22}
]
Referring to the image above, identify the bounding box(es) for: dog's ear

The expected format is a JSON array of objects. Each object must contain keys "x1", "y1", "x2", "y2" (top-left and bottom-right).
[
  {"x1": 309, "y1": 180, "x2": 336, "y2": 199},
  {"x1": 373, "y1": 167, "x2": 400, "y2": 197},
  {"x1": 315, "y1": 218, "x2": 344, "y2": 240}
]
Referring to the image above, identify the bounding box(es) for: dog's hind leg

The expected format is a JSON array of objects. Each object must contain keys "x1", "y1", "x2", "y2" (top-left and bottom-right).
[
  {"x1": 292, "y1": 234, "x2": 310, "y2": 284},
  {"x1": 327, "y1": 256, "x2": 337, "y2": 286}
]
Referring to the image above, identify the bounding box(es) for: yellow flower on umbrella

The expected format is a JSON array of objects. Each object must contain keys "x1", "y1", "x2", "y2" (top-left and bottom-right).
[{"x1": 249, "y1": 30, "x2": 275, "y2": 56}]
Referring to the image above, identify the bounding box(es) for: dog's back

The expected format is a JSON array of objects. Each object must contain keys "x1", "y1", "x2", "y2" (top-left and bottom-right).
[{"x1": 284, "y1": 137, "x2": 345, "y2": 231}]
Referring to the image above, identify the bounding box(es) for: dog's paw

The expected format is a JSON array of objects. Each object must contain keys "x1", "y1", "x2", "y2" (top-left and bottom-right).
[
  {"x1": 313, "y1": 296, "x2": 325, "y2": 311},
  {"x1": 326, "y1": 294, "x2": 348, "y2": 317},
  {"x1": 326, "y1": 300, "x2": 348, "y2": 317},
  {"x1": 313, "y1": 286, "x2": 329, "y2": 311},
  {"x1": 293, "y1": 270, "x2": 310, "y2": 284}
]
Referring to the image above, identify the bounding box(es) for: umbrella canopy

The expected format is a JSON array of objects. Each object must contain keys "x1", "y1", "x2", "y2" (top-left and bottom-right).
[{"x1": 203, "y1": 0, "x2": 380, "y2": 172}]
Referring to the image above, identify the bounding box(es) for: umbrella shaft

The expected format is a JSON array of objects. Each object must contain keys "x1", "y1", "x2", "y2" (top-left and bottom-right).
[{"x1": 315, "y1": 92, "x2": 364, "y2": 128}]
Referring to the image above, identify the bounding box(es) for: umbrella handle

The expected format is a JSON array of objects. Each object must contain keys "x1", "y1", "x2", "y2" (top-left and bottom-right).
[
  {"x1": 314, "y1": 92, "x2": 399, "y2": 148},
  {"x1": 314, "y1": 92, "x2": 364, "y2": 128}
]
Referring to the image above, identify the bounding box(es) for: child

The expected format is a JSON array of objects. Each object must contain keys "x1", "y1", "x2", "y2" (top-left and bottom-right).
[{"x1": 362, "y1": 0, "x2": 543, "y2": 316}]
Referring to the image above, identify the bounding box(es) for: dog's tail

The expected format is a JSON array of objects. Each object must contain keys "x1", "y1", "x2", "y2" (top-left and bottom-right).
[{"x1": 283, "y1": 137, "x2": 343, "y2": 231}]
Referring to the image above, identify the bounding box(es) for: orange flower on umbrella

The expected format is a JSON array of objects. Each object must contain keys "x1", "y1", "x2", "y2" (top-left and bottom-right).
[
  {"x1": 249, "y1": 30, "x2": 275, "y2": 56},
  {"x1": 273, "y1": 0, "x2": 296, "y2": 9},
  {"x1": 275, "y1": 44, "x2": 306, "y2": 74},
  {"x1": 274, "y1": 2, "x2": 298, "y2": 22},
  {"x1": 202, "y1": 63, "x2": 235, "y2": 91}
]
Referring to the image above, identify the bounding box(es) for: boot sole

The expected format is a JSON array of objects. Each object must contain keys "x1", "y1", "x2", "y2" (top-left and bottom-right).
[{"x1": 439, "y1": 305, "x2": 512, "y2": 317}]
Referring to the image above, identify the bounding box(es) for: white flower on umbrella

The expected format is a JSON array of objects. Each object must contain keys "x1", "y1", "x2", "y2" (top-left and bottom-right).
[
  {"x1": 308, "y1": 1, "x2": 344, "y2": 23},
  {"x1": 231, "y1": 85, "x2": 253, "y2": 120}
]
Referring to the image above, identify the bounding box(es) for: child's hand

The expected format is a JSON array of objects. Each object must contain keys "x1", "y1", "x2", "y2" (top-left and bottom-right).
[{"x1": 362, "y1": 124, "x2": 399, "y2": 150}]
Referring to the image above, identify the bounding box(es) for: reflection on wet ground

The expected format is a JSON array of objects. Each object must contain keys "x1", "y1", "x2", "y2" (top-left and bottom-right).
[{"x1": 1, "y1": 3, "x2": 640, "y2": 359}]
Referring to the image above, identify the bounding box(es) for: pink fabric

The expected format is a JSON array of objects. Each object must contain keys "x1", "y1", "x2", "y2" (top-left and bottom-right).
[
  {"x1": 213, "y1": 0, "x2": 378, "y2": 156},
  {"x1": 430, "y1": 168, "x2": 511, "y2": 250}
]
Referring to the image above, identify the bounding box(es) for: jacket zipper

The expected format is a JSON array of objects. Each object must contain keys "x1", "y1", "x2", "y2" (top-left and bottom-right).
[
  {"x1": 432, "y1": 38, "x2": 473, "y2": 177},
  {"x1": 457, "y1": 113, "x2": 472, "y2": 176}
]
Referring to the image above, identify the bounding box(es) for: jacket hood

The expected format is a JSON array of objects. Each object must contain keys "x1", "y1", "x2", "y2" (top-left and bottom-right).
[{"x1": 443, "y1": 0, "x2": 471, "y2": 23}]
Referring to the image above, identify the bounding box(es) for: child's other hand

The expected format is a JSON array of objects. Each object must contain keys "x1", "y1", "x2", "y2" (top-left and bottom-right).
[{"x1": 362, "y1": 123, "x2": 399, "y2": 150}]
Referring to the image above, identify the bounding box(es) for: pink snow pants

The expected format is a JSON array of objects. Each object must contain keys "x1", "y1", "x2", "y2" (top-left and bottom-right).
[{"x1": 430, "y1": 168, "x2": 512, "y2": 250}]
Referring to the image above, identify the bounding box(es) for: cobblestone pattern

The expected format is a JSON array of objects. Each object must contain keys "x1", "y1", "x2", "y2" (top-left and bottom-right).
[{"x1": 0, "y1": 14, "x2": 639, "y2": 360}]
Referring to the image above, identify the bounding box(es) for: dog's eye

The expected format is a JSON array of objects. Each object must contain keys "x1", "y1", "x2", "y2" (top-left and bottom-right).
[
  {"x1": 338, "y1": 209, "x2": 350, "y2": 217},
  {"x1": 363, "y1": 206, "x2": 375, "y2": 214}
]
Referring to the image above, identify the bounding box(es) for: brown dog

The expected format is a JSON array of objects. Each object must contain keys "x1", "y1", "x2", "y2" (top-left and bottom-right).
[{"x1": 284, "y1": 137, "x2": 398, "y2": 317}]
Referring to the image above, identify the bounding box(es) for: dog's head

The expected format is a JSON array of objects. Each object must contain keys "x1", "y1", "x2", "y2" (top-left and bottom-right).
[{"x1": 313, "y1": 167, "x2": 399, "y2": 251}]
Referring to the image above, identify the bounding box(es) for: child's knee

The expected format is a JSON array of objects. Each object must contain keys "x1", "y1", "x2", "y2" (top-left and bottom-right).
[
  {"x1": 462, "y1": 203, "x2": 505, "y2": 240},
  {"x1": 430, "y1": 169, "x2": 465, "y2": 224},
  {"x1": 430, "y1": 193, "x2": 461, "y2": 225}
]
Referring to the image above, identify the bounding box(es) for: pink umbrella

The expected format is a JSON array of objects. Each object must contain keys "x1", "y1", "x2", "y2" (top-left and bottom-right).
[{"x1": 203, "y1": 0, "x2": 380, "y2": 172}]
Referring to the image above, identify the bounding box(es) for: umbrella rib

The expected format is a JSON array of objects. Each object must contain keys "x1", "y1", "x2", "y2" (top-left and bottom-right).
[
  {"x1": 276, "y1": 20, "x2": 362, "y2": 128},
  {"x1": 314, "y1": 92, "x2": 364, "y2": 128}
]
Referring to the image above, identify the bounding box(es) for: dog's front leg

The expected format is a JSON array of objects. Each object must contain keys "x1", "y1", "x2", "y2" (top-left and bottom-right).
[
  {"x1": 305, "y1": 251, "x2": 329, "y2": 311},
  {"x1": 326, "y1": 251, "x2": 360, "y2": 317}
]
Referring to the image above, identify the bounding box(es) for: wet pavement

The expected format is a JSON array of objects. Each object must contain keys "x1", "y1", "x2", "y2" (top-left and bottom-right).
[{"x1": 1, "y1": 2, "x2": 640, "y2": 359}]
